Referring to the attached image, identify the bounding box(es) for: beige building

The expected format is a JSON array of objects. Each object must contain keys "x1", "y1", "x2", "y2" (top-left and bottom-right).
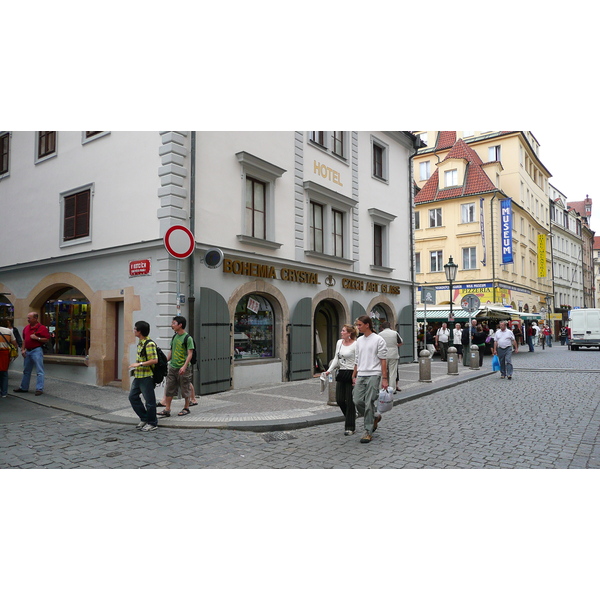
[{"x1": 412, "y1": 131, "x2": 553, "y2": 317}]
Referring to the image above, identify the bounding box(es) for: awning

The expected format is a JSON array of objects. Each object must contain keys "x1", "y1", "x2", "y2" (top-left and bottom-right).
[
  {"x1": 415, "y1": 308, "x2": 475, "y2": 321},
  {"x1": 415, "y1": 304, "x2": 541, "y2": 322}
]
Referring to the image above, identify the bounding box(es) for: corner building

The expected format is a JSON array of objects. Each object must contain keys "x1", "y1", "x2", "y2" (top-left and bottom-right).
[{"x1": 0, "y1": 131, "x2": 417, "y2": 394}]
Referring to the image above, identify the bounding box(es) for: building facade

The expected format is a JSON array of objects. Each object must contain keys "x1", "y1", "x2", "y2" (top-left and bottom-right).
[
  {"x1": 412, "y1": 131, "x2": 554, "y2": 317},
  {"x1": 0, "y1": 131, "x2": 418, "y2": 393}
]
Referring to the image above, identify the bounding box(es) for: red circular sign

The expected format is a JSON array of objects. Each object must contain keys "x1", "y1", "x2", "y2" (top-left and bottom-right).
[{"x1": 164, "y1": 225, "x2": 195, "y2": 259}]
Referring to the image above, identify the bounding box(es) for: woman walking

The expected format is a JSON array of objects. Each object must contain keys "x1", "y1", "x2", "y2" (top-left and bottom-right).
[{"x1": 326, "y1": 324, "x2": 358, "y2": 436}]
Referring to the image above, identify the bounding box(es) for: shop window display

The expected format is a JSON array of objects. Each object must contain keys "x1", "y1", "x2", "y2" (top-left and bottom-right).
[
  {"x1": 234, "y1": 294, "x2": 274, "y2": 360},
  {"x1": 0, "y1": 294, "x2": 14, "y2": 321},
  {"x1": 371, "y1": 304, "x2": 389, "y2": 333},
  {"x1": 41, "y1": 287, "x2": 90, "y2": 356}
]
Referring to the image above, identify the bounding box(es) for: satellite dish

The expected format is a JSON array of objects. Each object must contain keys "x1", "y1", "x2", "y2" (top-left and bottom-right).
[{"x1": 203, "y1": 248, "x2": 224, "y2": 269}]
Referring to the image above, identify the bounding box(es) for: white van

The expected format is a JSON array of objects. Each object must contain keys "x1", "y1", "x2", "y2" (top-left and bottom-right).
[{"x1": 568, "y1": 308, "x2": 600, "y2": 350}]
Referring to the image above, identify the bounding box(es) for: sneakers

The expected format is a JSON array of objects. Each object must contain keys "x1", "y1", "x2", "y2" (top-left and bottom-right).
[
  {"x1": 373, "y1": 414, "x2": 382, "y2": 432},
  {"x1": 360, "y1": 432, "x2": 372, "y2": 444},
  {"x1": 141, "y1": 423, "x2": 158, "y2": 432},
  {"x1": 507, "y1": 376, "x2": 512, "y2": 380},
  {"x1": 344, "y1": 430, "x2": 355, "y2": 436},
  {"x1": 136, "y1": 421, "x2": 147, "y2": 430}
]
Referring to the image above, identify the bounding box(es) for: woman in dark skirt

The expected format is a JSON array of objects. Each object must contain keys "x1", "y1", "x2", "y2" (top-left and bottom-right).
[{"x1": 326, "y1": 324, "x2": 358, "y2": 436}]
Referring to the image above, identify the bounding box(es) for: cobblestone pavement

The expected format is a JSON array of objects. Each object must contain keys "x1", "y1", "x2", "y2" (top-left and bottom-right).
[{"x1": 1, "y1": 344, "x2": 599, "y2": 468}]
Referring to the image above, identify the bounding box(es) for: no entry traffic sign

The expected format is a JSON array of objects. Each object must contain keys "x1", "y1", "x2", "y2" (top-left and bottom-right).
[{"x1": 164, "y1": 225, "x2": 195, "y2": 259}]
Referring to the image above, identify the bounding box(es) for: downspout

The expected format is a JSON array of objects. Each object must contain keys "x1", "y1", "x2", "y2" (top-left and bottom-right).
[
  {"x1": 549, "y1": 205, "x2": 556, "y2": 313},
  {"x1": 188, "y1": 131, "x2": 197, "y2": 389},
  {"x1": 490, "y1": 192, "x2": 497, "y2": 303}
]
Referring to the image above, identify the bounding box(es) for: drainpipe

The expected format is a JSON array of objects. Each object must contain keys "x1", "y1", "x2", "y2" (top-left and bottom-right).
[
  {"x1": 490, "y1": 192, "x2": 497, "y2": 303},
  {"x1": 189, "y1": 131, "x2": 197, "y2": 389}
]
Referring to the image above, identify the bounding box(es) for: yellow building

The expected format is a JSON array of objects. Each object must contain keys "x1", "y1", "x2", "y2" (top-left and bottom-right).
[{"x1": 412, "y1": 131, "x2": 553, "y2": 317}]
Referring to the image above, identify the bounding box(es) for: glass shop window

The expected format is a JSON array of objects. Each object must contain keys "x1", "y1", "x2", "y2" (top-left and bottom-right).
[
  {"x1": 234, "y1": 294, "x2": 274, "y2": 360},
  {"x1": 370, "y1": 304, "x2": 389, "y2": 334}
]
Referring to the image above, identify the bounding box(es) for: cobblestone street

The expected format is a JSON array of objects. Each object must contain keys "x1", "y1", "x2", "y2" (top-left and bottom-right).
[{"x1": 2, "y1": 345, "x2": 599, "y2": 469}]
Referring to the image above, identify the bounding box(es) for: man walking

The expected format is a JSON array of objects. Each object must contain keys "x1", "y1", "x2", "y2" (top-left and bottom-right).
[
  {"x1": 158, "y1": 316, "x2": 195, "y2": 418},
  {"x1": 493, "y1": 320, "x2": 518, "y2": 380},
  {"x1": 14, "y1": 312, "x2": 51, "y2": 396},
  {"x1": 352, "y1": 315, "x2": 388, "y2": 444},
  {"x1": 435, "y1": 323, "x2": 450, "y2": 361},
  {"x1": 128, "y1": 321, "x2": 159, "y2": 432},
  {"x1": 378, "y1": 321, "x2": 403, "y2": 392}
]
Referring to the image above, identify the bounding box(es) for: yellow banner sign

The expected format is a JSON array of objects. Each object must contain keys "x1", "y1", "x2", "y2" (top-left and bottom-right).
[{"x1": 538, "y1": 234, "x2": 547, "y2": 278}]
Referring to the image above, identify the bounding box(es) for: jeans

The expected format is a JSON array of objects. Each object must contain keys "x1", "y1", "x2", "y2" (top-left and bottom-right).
[
  {"x1": 546, "y1": 335, "x2": 552, "y2": 347},
  {"x1": 129, "y1": 376, "x2": 157, "y2": 426},
  {"x1": 439, "y1": 341, "x2": 449, "y2": 361},
  {"x1": 20, "y1": 347, "x2": 45, "y2": 392},
  {"x1": 496, "y1": 346, "x2": 513, "y2": 377},
  {"x1": 0, "y1": 369, "x2": 7, "y2": 396},
  {"x1": 528, "y1": 337, "x2": 534, "y2": 352},
  {"x1": 335, "y1": 373, "x2": 356, "y2": 432},
  {"x1": 353, "y1": 374, "x2": 381, "y2": 434}
]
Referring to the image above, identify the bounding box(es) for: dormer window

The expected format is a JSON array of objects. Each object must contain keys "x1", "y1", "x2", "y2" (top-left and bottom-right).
[{"x1": 444, "y1": 169, "x2": 458, "y2": 187}]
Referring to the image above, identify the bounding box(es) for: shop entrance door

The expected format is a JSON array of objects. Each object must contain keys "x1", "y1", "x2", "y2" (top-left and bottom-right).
[{"x1": 314, "y1": 300, "x2": 340, "y2": 372}]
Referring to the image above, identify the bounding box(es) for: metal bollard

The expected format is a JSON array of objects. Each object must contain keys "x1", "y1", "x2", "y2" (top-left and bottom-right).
[
  {"x1": 469, "y1": 344, "x2": 480, "y2": 370},
  {"x1": 447, "y1": 346, "x2": 459, "y2": 375},
  {"x1": 327, "y1": 373, "x2": 338, "y2": 406},
  {"x1": 419, "y1": 349, "x2": 432, "y2": 382}
]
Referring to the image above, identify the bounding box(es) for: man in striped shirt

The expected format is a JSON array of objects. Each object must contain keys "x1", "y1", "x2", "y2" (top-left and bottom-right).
[{"x1": 128, "y1": 320, "x2": 159, "y2": 431}]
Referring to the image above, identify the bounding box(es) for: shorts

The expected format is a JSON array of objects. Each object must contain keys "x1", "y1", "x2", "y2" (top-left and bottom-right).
[{"x1": 164, "y1": 364, "x2": 193, "y2": 398}]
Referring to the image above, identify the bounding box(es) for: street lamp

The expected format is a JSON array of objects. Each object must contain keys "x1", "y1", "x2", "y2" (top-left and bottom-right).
[{"x1": 444, "y1": 256, "x2": 458, "y2": 322}]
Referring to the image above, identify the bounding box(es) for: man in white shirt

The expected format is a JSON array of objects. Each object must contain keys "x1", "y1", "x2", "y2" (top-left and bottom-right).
[
  {"x1": 435, "y1": 323, "x2": 450, "y2": 361},
  {"x1": 493, "y1": 320, "x2": 518, "y2": 379},
  {"x1": 352, "y1": 315, "x2": 388, "y2": 444},
  {"x1": 532, "y1": 322, "x2": 540, "y2": 346},
  {"x1": 378, "y1": 321, "x2": 403, "y2": 392},
  {"x1": 451, "y1": 323, "x2": 463, "y2": 359}
]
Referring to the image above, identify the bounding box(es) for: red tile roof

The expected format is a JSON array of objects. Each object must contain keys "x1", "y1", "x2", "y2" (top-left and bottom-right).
[
  {"x1": 435, "y1": 131, "x2": 456, "y2": 150},
  {"x1": 415, "y1": 138, "x2": 497, "y2": 204},
  {"x1": 593, "y1": 236, "x2": 600, "y2": 250}
]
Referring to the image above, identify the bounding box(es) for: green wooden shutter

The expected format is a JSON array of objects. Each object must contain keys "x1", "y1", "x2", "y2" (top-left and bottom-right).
[
  {"x1": 288, "y1": 297, "x2": 312, "y2": 381},
  {"x1": 197, "y1": 287, "x2": 231, "y2": 395}
]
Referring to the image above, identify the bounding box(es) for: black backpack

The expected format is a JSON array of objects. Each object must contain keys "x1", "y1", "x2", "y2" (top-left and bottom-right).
[
  {"x1": 141, "y1": 339, "x2": 169, "y2": 385},
  {"x1": 172, "y1": 333, "x2": 197, "y2": 366}
]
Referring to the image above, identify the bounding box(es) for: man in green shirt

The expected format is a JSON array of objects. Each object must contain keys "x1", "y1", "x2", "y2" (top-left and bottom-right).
[
  {"x1": 159, "y1": 316, "x2": 195, "y2": 417},
  {"x1": 128, "y1": 320, "x2": 159, "y2": 431}
]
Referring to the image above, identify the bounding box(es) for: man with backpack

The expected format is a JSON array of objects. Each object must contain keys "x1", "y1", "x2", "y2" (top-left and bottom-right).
[
  {"x1": 128, "y1": 320, "x2": 159, "y2": 432},
  {"x1": 158, "y1": 316, "x2": 196, "y2": 418}
]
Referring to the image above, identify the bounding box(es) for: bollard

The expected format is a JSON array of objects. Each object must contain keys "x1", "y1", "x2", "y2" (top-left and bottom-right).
[
  {"x1": 447, "y1": 346, "x2": 459, "y2": 375},
  {"x1": 419, "y1": 349, "x2": 432, "y2": 382},
  {"x1": 469, "y1": 344, "x2": 480, "y2": 370}
]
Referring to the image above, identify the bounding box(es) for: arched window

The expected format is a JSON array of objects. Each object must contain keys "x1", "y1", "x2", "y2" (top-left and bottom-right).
[
  {"x1": 233, "y1": 294, "x2": 274, "y2": 360},
  {"x1": 370, "y1": 303, "x2": 389, "y2": 333},
  {"x1": 41, "y1": 287, "x2": 90, "y2": 356}
]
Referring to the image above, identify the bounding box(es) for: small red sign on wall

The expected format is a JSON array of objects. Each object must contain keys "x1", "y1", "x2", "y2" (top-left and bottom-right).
[{"x1": 129, "y1": 259, "x2": 152, "y2": 277}]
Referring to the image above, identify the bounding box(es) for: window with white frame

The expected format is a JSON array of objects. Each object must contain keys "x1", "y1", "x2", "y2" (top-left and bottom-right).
[
  {"x1": 461, "y1": 202, "x2": 475, "y2": 223},
  {"x1": 304, "y1": 181, "x2": 357, "y2": 262},
  {"x1": 368, "y1": 208, "x2": 396, "y2": 270},
  {"x1": 371, "y1": 136, "x2": 389, "y2": 182},
  {"x1": 236, "y1": 151, "x2": 286, "y2": 249},
  {"x1": 37, "y1": 131, "x2": 57, "y2": 161},
  {"x1": 0, "y1": 132, "x2": 9, "y2": 176},
  {"x1": 429, "y1": 207, "x2": 442, "y2": 228},
  {"x1": 430, "y1": 250, "x2": 443, "y2": 272},
  {"x1": 332, "y1": 131, "x2": 346, "y2": 158},
  {"x1": 418, "y1": 132, "x2": 428, "y2": 146},
  {"x1": 462, "y1": 247, "x2": 477, "y2": 269},
  {"x1": 414, "y1": 211, "x2": 420, "y2": 229},
  {"x1": 82, "y1": 131, "x2": 110, "y2": 144},
  {"x1": 488, "y1": 145, "x2": 501, "y2": 161},
  {"x1": 463, "y1": 131, "x2": 474, "y2": 138},
  {"x1": 60, "y1": 184, "x2": 93, "y2": 246},
  {"x1": 310, "y1": 202, "x2": 324, "y2": 253},
  {"x1": 444, "y1": 169, "x2": 458, "y2": 187},
  {"x1": 419, "y1": 161, "x2": 430, "y2": 181},
  {"x1": 415, "y1": 252, "x2": 421, "y2": 273},
  {"x1": 310, "y1": 131, "x2": 326, "y2": 146}
]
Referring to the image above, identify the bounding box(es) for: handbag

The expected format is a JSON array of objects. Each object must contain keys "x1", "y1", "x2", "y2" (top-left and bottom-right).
[
  {"x1": 377, "y1": 386, "x2": 394, "y2": 413},
  {"x1": 491, "y1": 354, "x2": 500, "y2": 371},
  {"x1": 0, "y1": 332, "x2": 18, "y2": 360}
]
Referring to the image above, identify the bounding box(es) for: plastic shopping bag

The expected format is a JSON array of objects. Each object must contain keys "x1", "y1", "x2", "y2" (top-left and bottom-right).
[
  {"x1": 377, "y1": 386, "x2": 395, "y2": 413},
  {"x1": 491, "y1": 354, "x2": 500, "y2": 372}
]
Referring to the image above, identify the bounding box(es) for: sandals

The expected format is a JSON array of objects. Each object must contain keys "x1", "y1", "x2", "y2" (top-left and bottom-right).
[
  {"x1": 189, "y1": 400, "x2": 198, "y2": 406},
  {"x1": 156, "y1": 401, "x2": 166, "y2": 407},
  {"x1": 158, "y1": 409, "x2": 171, "y2": 418},
  {"x1": 178, "y1": 408, "x2": 191, "y2": 416}
]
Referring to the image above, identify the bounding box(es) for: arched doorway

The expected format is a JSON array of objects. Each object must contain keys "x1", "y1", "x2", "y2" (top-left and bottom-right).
[
  {"x1": 370, "y1": 303, "x2": 389, "y2": 333},
  {"x1": 314, "y1": 299, "x2": 341, "y2": 372}
]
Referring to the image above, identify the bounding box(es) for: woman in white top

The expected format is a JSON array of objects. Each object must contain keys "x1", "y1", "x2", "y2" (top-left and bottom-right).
[{"x1": 326, "y1": 324, "x2": 358, "y2": 435}]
